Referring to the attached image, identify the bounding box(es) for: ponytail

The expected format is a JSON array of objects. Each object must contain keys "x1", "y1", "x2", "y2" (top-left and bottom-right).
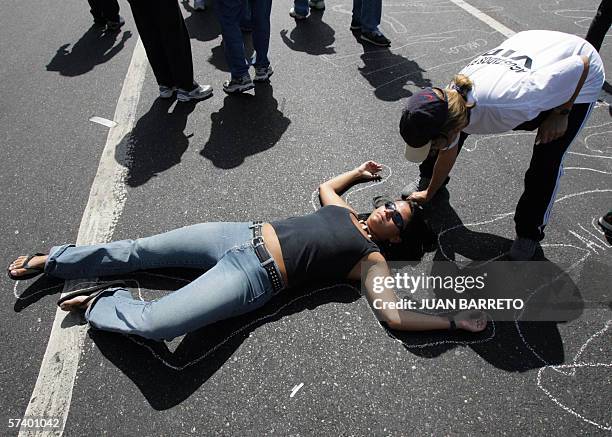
[{"x1": 441, "y1": 74, "x2": 475, "y2": 135}]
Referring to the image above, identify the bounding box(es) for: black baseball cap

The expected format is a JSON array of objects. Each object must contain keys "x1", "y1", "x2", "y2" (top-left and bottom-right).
[{"x1": 400, "y1": 88, "x2": 448, "y2": 162}]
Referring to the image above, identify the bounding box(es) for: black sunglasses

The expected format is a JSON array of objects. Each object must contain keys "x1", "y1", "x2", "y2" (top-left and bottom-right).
[{"x1": 384, "y1": 201, "x2": 405, "y2": 231}]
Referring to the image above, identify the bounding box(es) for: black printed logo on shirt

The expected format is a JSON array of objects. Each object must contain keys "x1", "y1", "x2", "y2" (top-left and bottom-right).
[{"x1": 466, "y1": 48, "x2": 533, "y2": 73}]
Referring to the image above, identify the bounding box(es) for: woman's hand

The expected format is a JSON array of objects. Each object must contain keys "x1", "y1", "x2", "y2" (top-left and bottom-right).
[
  {"x1": 535, "y1": 112, "x2": 569, "y2": 145},
  {"x1": 407, "y1": 189, "x2": 431, "y2": 204},
  {"x1": 356, "y1": 161, "x2": 383, "y2": 181},
  {"x1": 454, "y1": 310, "x2": 488, "y2": 332}
]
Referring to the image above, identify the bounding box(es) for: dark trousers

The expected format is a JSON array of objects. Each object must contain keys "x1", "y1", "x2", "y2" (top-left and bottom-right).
[
  {"x1": 88, "y1": 0, "x2": 120, "y2": 22},
  {"x1": 126, "y1": 0, "x2": 195, "y2": 90},
  {"x1": 585, "y1": 0, "x2": 611, "y2": 51},
  {"x1": 419, "y1": 103, "x2": 594, "y2": 241}
]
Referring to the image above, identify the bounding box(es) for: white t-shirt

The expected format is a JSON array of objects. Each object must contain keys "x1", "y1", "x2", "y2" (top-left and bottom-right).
[{"x1": 458, "y1": 30, "x2": 605, "y2": 135}]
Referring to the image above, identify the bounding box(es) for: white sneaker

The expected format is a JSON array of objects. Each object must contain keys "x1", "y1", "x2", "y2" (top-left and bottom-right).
[
  {"x1": 194, "y1": 0, "x2": 206, "y2": 10},
  {"x1": 253, "y1": 65, "x2": 274, "y2": 82},
  {"x1": 308, "y1": 0, "x2": 325, "y2": 9},
  {"x1": 223, "y1": 74, "x2": 254, "y2": 94},
  {"x1": 159, "y1": 85, "x2": 176, "y2": 99},
  {"x1": 176, "y1": 83, "x2": 213, "y2": 102}
]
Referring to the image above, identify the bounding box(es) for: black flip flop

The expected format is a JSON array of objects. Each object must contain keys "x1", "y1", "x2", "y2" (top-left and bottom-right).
[
  {"x1": 57, "y1": 280, "x2": 126, "y2": 308},
  {"x1": 7, "y1": 253, "x2": 47, "y2": 281}
]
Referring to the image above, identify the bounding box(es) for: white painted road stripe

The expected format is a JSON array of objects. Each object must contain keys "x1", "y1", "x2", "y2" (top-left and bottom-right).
[
  {"x1": 19, "y1": 37, "x2": 147, "y2": 437},
  {"x1": 447, "y1": 0, "x2": 516, "y2": 38},
  {"x1": 89, "y1": 116, "x2": 118, "y2": 128}
]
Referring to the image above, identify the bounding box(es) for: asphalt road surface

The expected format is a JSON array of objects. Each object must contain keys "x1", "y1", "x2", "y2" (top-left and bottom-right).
[{"x1": 1, "y1": 0, "x2": 611, "y2": 435}]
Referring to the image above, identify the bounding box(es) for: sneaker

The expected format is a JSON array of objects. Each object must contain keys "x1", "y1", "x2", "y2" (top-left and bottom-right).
[
  {"x1": 176, "y1": 83, "x2": 213, "y2": 102},
  {"x1": 223, "y1": 74, "x2": 254, "y2": 94},
  {"x1": 509, "y1": 237, "x2": 538, "y2": 261},
  {"x1": 400, "y1": 177, "x2": 431, "y2": 200},
  {"x1": 106, "y1": 15, "x2": 125, "y2": 31},
  {"x1": 350, "y1": 18, "x2": 361, "y2": 30},
  {"x1": 360, "y1": 30, "x2": 391, "y2": 47},
  {"x1": 598, "y1": 210, "x2": 612, "y2": 234},
  {"x1": 159, "y1": 85, "x2": 176, "y2": 99},
  {"x1": 289, "y1": 7, "x2": 308, "y2": 19},
  {"x1": 194, "y1": 0, "x2": 206, "y2": 11},
  {"x1": 308, "y1": 0, "x2": 325, "y2": 9},
  {"x1": 253, "y1": 65, "x2": 274, "y2": 82}
]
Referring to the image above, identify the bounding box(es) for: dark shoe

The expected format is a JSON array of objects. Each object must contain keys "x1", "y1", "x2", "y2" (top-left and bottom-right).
[
  {"x1": 223, "y1": 74, "x2": 254, "y2": 94},
  {"x1": 350, "y1": 18, "x2": 361, "y2": 30},
  {"x1": 360, "y1": 30, "x2": 391, "y2": 47},
  {"x1": 7, "y1": 253, "x2": 46, "y2": 281},
  {"x1": 598, "y1": 210, "x2": 612, "y2": 234},
  {"x1": 401, "y1": 177, "x2": 431, "y2": 200},
  {"x1": 509, "y1": 237, "x2": 538, "y2": 261},
  {"x1": 253, "y1": 65, "x2": 274, "y2": 82},
  {"x1": 106, "y1": 15, "x2": 125, "y2": 31}
]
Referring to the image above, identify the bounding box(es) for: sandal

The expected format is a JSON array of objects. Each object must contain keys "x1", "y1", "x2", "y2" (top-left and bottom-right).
[
  {"x1": 7, "y1": 253, "x2": 47, "y2": 281},
  {"x1": 57, "y1": 280, "x2": 126, "y2": 308}
]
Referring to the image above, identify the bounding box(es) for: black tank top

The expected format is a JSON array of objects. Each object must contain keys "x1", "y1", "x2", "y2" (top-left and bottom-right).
[{"x1": 270, "y1": 205, "x2": 380, "y2": 285}]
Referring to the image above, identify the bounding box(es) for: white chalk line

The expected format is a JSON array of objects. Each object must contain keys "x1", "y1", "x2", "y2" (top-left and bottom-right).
[
  {"x1": 290, "y1": 383, "x2": 304, "y2": 398},
  {"x1": 20, "y1": 37, "x2": 147, "y2": 437},
  {"x1": 89, "y1": 116, "x2": 118, "y2": 128}
]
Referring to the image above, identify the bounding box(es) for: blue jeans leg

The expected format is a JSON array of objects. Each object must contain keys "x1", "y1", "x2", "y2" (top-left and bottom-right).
[
  {"x1": 44, "y1": 222, "x2": 253, "y2": 279},
  {"x1": 215, "y1": 0, "x2": 250, "y2": 78},
  {"x1": 353, "y1": 0, "x2": 381, "y2": 32},
  {"x1": 85, "y1": 243, "x2": 273, "y2": 340},
  {"x1": 293, "y1": 0, "x2": 309, "y2": 17},
  {"x1": 252, "y1": 0, "x2": 272, "y2": 68}
]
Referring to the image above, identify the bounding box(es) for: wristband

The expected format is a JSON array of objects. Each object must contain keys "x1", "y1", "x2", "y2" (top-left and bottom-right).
[{"x1": 448, "y1": 318, "x2": 457, "y2": 331}]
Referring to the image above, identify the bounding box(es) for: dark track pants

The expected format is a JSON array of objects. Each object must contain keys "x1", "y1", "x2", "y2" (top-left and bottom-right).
[
  {"x1": 88, "y1": 0, "x2": 120, "y2": 22},
  {"x1": 418, "y1": 103, "x2": 594, "y2": 242},
  {"x1": 585, "y1": 0, "x2": 612, "y2": 51},
  {"x1": 126, "y1": 0, "x2": 195, "y2": 90}
]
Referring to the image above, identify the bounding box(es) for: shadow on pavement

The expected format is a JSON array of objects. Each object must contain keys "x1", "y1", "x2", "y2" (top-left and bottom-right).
[
  {"x1": 280, "y1": 10, "x2": 335, "y2": 55},
  {"x1": 200, "y1": 82, "x2": 291, "y2": 169},
  {"x1": 46, "y1": 26, "x2": 131, "y2": 77},
  {"x1": 352, "y1": 32, "x2": 431, "y2": 102},
  {"x1": 384, "y1": 193, "x2": 582, "y2": 372},
  {"x1": 180, "y1": 0, "x2": 222, "y2": 43},
  {"x1": 115, "y1": 98, "x2": 199, "y2": 187},
  {"x1": 88, "y1": 277, "x2": 359, "y2": 410}
]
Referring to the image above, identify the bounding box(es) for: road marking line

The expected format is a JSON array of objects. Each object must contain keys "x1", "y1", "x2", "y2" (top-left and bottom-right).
[
  {"x1": 89, "y1": 116, "x2": 118, "y2": 128},
  {"x1": 447, "y1": 0, "x2": 516, "y2": 38},
  {"x1": 19, "y1": 37, "x2": 147, "y2": 437},
  {"x1": 290, "y1": 383, "x2": 304, "y2": 398}
]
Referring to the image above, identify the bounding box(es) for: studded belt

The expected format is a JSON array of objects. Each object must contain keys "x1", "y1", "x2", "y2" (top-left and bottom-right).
[{"x1": 250, "y1": 221, "x2": 285, "y2": 294}]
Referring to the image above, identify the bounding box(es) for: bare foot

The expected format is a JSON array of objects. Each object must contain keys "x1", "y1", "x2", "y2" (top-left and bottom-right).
[
  {"x1": 59, "y1": 295, "x2": 95, "y2": 312},
  {"x1": 8, "y1": 255, "x2": 48, "y2": 277}
]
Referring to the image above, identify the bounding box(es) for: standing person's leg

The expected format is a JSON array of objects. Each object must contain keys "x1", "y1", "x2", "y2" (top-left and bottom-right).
[
  {"x1": 358, "y1": 0, "x2": 390, "y2": 46},
  {"x1": 585, "y1": 0, "x2": 612, "y2": 52},
  {"x1": 45, "y1": 223, "x2": 253, "y2": 279},
  {"x1": 154, "y1": 0, "x2": 196, "y2": 91},
  {"x1": 351, "y1": 0, "x2": 363, "y2": 29},
  {"x1": 512, "y1": 103, "x2": 594, "y2": 257},
  {"x1": 127, "y1": 0, "x2": 175, "y2": 88},
  {"x1": 291, "y1": 0, "x2": 309, "y2": 18},
  {"x1": 216, "y1": 0, "x2": 255, "y2": 92},
  {"x1": 252, "y1": 0, "x2": 273, "y2": 81},
  {"x1": 101, "y1": 0, "x2": 122, "y2": 25},
  {"x1": 84, "y1": 242, "x2": 276, "y2": 340},
  {"x1": 87, "y1": 0, "x2": 106, "y2": 24}
]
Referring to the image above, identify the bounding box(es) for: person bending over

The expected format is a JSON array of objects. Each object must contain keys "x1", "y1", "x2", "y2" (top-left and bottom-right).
[
  {"x1": 399, "y1": 30, "x2": 605, "y2": 261},
  {"x1": 8, "y1": 162, "x2": 486, "y2": 341}
]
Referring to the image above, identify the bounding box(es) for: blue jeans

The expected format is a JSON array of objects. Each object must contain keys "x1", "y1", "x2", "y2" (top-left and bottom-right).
[
  {"x1": 45, "y1": 223, "x2": 282, "y2": 341},
  {"x1": 352, "y1": 0, "x2": 381, "y2": 33},
  {"x1": 293, "y1": 0, "x2": 308, "y2": 17},
  {"x1": 214, "y1": 0, "x2": 272, "y2": 78}
]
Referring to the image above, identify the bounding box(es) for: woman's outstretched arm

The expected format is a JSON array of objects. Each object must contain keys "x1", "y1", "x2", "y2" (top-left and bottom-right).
[
  {"x1": 318, "y1": 161, "x2": 382, "y2": 209},
  {"x1": 361, "y1": 252, "x2": 486, "y2": 332}
]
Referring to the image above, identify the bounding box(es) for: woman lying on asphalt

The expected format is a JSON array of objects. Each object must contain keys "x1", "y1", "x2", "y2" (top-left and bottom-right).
[
  {"x1": 399, "y1": 30, "x2": 605, "y2": 261},
  {"x1": 8, "y1": 161, "x2": 486, "y2": 341}
]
